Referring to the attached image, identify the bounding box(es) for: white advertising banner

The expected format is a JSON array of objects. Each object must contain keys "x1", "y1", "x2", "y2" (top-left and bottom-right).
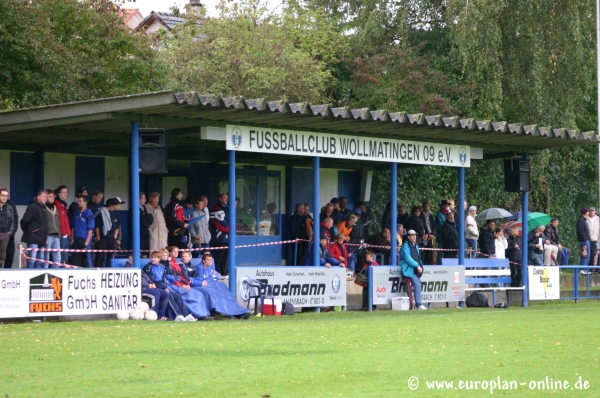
[
  {"x1": 226, "y1": 125, "x2": 471, "y2": 168},
  {"x1": 371, "y1": 266, "x2": 466, "y2": 305},
  {"x1": 236, "y1": 267, "x2": 346, "y2": 308},
  {"x1": 528, "y1": 266, "x2": 560, "y2": 300},
  {"x1": 0, "y1": 269, "x2": 141, "y2": 318}
]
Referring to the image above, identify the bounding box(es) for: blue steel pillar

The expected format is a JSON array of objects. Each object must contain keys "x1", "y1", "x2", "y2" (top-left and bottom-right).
[
  {"x1": 390, "y1": 163, "x2": 398, "y2": 265},
  {"x1": 130, "y1": 122, "x2": 140, "y2": 269},
  {"x1": 313, "y1": 156, "x2": 320, "y2": 267},
  {"x1": 458, "y1": 167, "x2": 465, "y2": 265},
  {"x1": 313, "y1": 156, "x2": 321, "y2": 313},
  {"x1": 228, "y1": 150, "x2": 237, "y2": 294},
  {"x1": 521, "y1": 153, "x2": 529, "y2": 307}
]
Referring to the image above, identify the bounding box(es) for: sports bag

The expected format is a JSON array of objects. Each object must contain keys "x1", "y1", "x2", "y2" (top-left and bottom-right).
[
  {"x1": 466, "y1": 291, "x2": 489, "y2": 308},
  {"x1": 281, "y1": 302, "x2": 295, "y2": 315}
]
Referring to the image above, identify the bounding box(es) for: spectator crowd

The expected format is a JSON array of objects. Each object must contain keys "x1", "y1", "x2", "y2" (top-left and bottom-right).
[{"x1": 1, "y1": 185, "x2": 595, "y2": 279}]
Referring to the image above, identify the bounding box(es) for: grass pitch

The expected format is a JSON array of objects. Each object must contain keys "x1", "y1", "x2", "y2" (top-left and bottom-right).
[{"x1": 1, "y1": 301, "x2": 598, "y2": 397}]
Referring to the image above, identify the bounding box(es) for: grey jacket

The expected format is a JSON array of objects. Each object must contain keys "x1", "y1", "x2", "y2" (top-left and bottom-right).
[{"x1": 190, "y1": 208, "x2": 211, "y2": 245}]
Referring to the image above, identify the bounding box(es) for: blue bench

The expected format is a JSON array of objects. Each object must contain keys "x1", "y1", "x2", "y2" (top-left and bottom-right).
[
  {"x1": 110, "y1": 258, "x2": 204, "y2": 268},
  {"x1": 441, "y1": 258, "x2": 525, "y2": 305}
]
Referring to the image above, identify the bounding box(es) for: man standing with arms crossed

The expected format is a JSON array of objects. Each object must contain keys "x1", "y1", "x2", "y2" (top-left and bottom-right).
[{"x1": 94, "y1": 197, "x2": 123, "y2": 268}]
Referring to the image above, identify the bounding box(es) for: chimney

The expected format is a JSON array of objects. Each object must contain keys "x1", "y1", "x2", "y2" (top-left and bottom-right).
[{"x1": 190, "y1": 0, "x2": 202, "y2": 9}]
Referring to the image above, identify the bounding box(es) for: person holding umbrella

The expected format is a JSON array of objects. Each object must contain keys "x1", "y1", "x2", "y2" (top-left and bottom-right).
[
  {"x1": 478, "y1": 219, "x2": 496, "y2": 258},
  {"x1": 528, "y1": 225, "x2": 546, "y2": 266}
]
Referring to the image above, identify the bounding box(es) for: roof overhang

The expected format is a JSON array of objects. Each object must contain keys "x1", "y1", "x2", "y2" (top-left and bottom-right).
[{"x1": 0, "y1": 91, "x2": 597, "y2": 168}]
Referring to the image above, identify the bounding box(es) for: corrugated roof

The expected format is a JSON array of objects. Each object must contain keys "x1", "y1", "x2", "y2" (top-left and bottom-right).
[{"x1": 0, "y1": 91, "x2": 596, "y2": 168}]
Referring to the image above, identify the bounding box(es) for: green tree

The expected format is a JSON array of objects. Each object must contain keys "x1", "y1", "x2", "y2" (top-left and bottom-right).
[
  {"x1": 0, "y1": 0, "x2": 166, "y2": 111},
  {"x1": 347, "y1": 44, "x2": 460, "y2": 114},
  {"x1": 159, "y1": 0, "x2": 348, "y2": 103}
]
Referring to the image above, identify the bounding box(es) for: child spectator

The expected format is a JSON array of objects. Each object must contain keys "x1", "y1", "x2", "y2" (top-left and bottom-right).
[
  {"x1": 360, "y1": 251, "x2": 379, "y2": 310},
  {"x1": 187, "y1": 252, "x2": 250, "y2": 319},
  {"x1": 329, "y1": 233, "x2": 351, "y2": 268},
  {"x1": 141, "y1": 251, "x2": 170, "y2": 320},
  {"x1": 165, "y1": 246, "x2": 212, "y2": 321},
  {"x1": 143, "y1": 250, "x2": 193, "y2": 321},
  {"x1": 305, "y1": 238, "x2": 339, "y2": 268}
]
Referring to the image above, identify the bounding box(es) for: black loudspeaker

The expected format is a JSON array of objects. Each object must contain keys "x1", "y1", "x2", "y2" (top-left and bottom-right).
[
  {"x1": 140, "y1": 133, "x2": 168, "y2": 174},
  {"x1": 504, "y1": 159, "x2": 530, "y2": 192}
]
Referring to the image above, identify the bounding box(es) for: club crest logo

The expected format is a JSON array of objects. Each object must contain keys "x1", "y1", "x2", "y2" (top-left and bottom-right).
[
  {"x1": 459, "y1": 146, "x2": 467, "y2": 165},
  {"x1": 332, "y1": 274, "x2": 341, "y2": 293},
  {"x1": 231, "y1": 126, "x2": 243, "y2": 149}
]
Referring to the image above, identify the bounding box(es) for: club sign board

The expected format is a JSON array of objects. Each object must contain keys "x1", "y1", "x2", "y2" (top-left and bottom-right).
[
  {"x1": 236, "y1": 266, "x2": 346, "y2": 308},
  {"x1": 370, "y1": 266, "x2": 466, "y2": 305},
  {"x1": 226, "y1": 125, "x2": 470, "y2": 167},
  {"x1": 0, "y1": 269, "x2": 141, "y2": 318}
]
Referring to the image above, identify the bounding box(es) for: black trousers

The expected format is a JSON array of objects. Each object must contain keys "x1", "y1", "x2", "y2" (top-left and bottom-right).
[
  {"x1": 94, "y1": 237, "x2": 116, "y2": 268},
  {"x1": 71, "y1": 239, "x2": 90, "y2": 268},
  {"x1": 510, "y1": 262, "x2": 522, "y2": 287},
  {"x1": 214, "y1": 245, "x2": 229, "y2": 276},
  {"x1": 141, "y1": 233, "x2": 150, "y2": 256},
  {"x1": 4, "y1": 234, "x2": 15, "y2": 268}
]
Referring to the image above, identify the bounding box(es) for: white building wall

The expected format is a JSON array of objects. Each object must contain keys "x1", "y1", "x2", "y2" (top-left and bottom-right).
[
  {"x1": 162, "y1": 177, "x2": 188, "y2": 202},
  {"x1": 104, "y1": 156, "x2": 130, "y2": 210},
  {"x1": 320, "y1": 168, "x2": 338, "y2": 209},
  {"x1": 44, "y1": 153, "x2": 76, "y2": 194}
]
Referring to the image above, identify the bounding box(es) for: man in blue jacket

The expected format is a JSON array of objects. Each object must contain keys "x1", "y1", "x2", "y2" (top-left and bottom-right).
[
  {"x1": 401, "y1": 229, "x2": 427, "y2": 310},
  {"x1": 70, "y1": 194, "x2": 95, "y2": 267}
]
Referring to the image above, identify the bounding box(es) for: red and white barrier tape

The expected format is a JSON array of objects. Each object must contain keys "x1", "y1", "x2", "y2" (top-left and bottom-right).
[
  {"x1": 21, "y1": 252, "x2": 81, "y2": 269},
  {"x1": 20, "y1": 238, "x2": 302, "y2": 254},
  {"x1": 22, "y1": 247, "x2": 131, "y2": 253}
]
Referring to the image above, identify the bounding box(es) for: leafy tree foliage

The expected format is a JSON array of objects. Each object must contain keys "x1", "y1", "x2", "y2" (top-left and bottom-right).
[
  {"x1": 0, "y1": 0, "x2": 166, "y2": 111},
  {"x1": 159, "y1": 0, "x2": 348, "y2": 103},
  {"x1": 2, "y1": 0, "x2": 598, "y2": 258}
]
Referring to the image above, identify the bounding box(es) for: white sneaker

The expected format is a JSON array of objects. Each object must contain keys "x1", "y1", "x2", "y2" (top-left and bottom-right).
[
  {"x1": 580, "y1": 270, "x2": 588, "y2": 275},
  {"x1": 184, "y1": 314, "x2": 197, "y2": 322},
  {"x1": 417, "y1": 305, "x2": 428, "y2": 310},
  {"x1": 175, "y1": 315, "x2": 186, "y2": 322}
]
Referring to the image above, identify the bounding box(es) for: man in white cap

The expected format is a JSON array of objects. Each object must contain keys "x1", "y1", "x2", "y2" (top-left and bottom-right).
[
  {"x1": 465, "y1": 205, "x2": 479, "y2": 258},
  {"x1": 94, "y1": 197, "x2": 124, "y2": 267},
  {"x1": 400, "y1": 229, "x2": 427, "y2": 310}
]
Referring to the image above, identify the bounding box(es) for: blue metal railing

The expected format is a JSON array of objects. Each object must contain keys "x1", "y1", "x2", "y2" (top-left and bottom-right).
[{"x1": 558, "y1": 266, "x2": 599, "y2": 302}]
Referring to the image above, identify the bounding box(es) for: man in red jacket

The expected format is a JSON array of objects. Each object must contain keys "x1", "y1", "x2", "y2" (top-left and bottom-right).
[
  {"x1": 54, "y1": 185, "x2": 71, "y2": 263},
  {"x1": 163, "y1": 188, "x2": 189, "y2": 250}
]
